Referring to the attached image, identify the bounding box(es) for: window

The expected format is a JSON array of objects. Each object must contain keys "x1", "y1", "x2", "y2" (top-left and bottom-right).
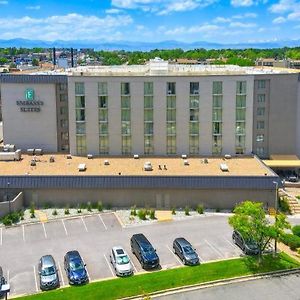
[
  {"x1": 121, "y1": 109, "x2": 130, "y2": 121},
  {"x1": 98, "y1": 82, "x2": 107, "y2": 95},
  {"x1": 256, "y1": 134, "x2": 264, "y2": 142},
  {"x1": 236, "y1": 81, "x2": 246, "y2": 94},
  {"x1": 144, "y1": 110, "x2": 153, "y2": 122},
  {"x1": 236, "y1": 135, "x2": 245, "y2": 147},
  {"x1": 213, "y1": 81, "x2": 222, "y2": 94},
  {"x1": 144, "y1": 136, "x2": 154, "y2": 155},
  {"x1": 256, "y1": 147, "x2": 264, "y2": 156},
  {"x1": 144, "y1": 123, "x2": 153, "y2": 135},
  {"x1": 190, "y1": 96, "x2": 199, "y2": 108},
  {"x1": 213, "y1": 109, "x2": 222, "y2": 121},
  {"x1": 76, "y1": 135, "x2": 86, "y2": 155},
  {"x1": 60, "y1": 107, "x2": 67, "y2": 115},
  {"x1": 99, "y1": 96, "x2": 108, "y2": 108},
  {"x1": 99, "y1": 136, "x2": 109, "y2": 154},
  {"x1": 236, "y1": 122, "x2": 245, "y2": 134},
  {"x1": 61, "y1": 132, "x2": 69, "y2": 140},
  {"x1": 99, "y1": 109, "x2": 108, "y2": 121},
  {"x1": 189, "y1": 122, "x2": 199, "y2": 135},
  {"x1": 121, "y1": 82, "x2": 130, "y2": 95},
  {"x1": 60, "y1": 94, "x2": 67, "y2": 102},
  {"x1": 167, "y1": 110, "x2": 176, "y2": 122},
  {"x1": 99, "y1": 123, "x2": 108, "y2": 135},
  {"x1": 76, "y1": 109, "x2": 85, "y2": 121},
  {"x1": 76, "y1": 123, "x2": 86, "y2": 134},
  {"x1": 167, "y1": 82, "x2": 176, "y2": 95},
  {"x1": 167, "y1": 136, "x2": 176, "y2": 154},
  {"x1": 258, "y1": 80, "x2": 266, "y2": 89},
  {"x1": 167, "y1": 96, "x2": 176, "y2": 108},
  {"x1": 167, "y1": 123, "x2": 176, "y2": 135},
  {"x1": 236, "y1": 95, "x2": 246, "y2": 108},
  {"x1": 144, "y1": 96, "x2": 153, "y2": 109},
  {"x1": 257, "y1": 94, "x2": 265, "y2": 103},
  {"x1": 144, "y1": 82, "x2": 153, "y2": 95},
  {"x1": 236, "y1": 109, "x2": 246, "y2": 121},
  {"x1": 189, "y1": 136, "x2": 199, "y2": 154},
  {"x1": 257, "y1": 121, "x2": 265, "y2": 129},
  {"x1": 257, "y1": 107, "x2": 265, "y2": 116},
  {"x1": 75, "y1": 96, "x2": 85, "y2": 108},
  {"x1": 59, "y1": 83, "x2": 67, "y2": 91},
  {"x1": 75, "y1": 82, "x2": 85, "y2": 95},
  {"x1": 212, "y1": 135, "x2": 222, "y2": 155},
  {"x1": 213, "y1": 95, "x2": 222, "y2": 108},
  {"x1": 190, "y1": 109, "x2": 199, "y2": 121},
  {"x1": 60, "y1": 119, "x2": 68, "y2": 128},
  {"x1": 213, "y1": 122, "x2": 222, "y2": 135},
  {"x1": 122, "y1": 136, "x2": 131, "y2": 154},
  {"x1": 121, "y1": 96, "x2": 130, "y2": 108},
  {"x1": 190, "y1": 82, "x2": 199, "y2": 95},
  {"x1": 122, "y1": 122, "x2": 131, "y2": 135}
]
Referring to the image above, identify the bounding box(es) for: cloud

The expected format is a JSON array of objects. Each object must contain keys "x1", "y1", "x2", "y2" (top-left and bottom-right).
[
  {"x1": 26, "y1": 5, "x2": 41, "y2": 10},
  {"x1": 164, "y1": 24, "x2": 220, "y2": 35},
  {"x1": 229, "y1": 22, "x2": 257, "y2": 28},
  {"x1": 105, "y1": 8, "x2": 123, "y2": 14},
  {"x1": 111, "y1": 0, "x2": 217, "y2": 15},
  {"x1": 269, "y1": 0, "x2": 297, "y2": 13},
  {"x1": 0, "y1": 13, "x2": 133, "y2": 41},
  {"x1": 272, "y1": 16, "x2": 286, "y2": 23},
  {"x1": 0, "y1": 0, "x2": 8, "y2": 4},
  {"x1": 214, "y1": 13, "x2": 257, "y2": 23},
  {"x1": 231, "y1": 0, "x2": 254, "y2": 7},
  {"x1": 213, "y1": 17, "x2": 231, "y2": 23}
]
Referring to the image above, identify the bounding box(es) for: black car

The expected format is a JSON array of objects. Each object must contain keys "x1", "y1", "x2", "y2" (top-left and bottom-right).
[
  {"x1": 38, "y1": 255, "x2": 59, "y2": 291},
  {"x1": 173, "y1": 238, "x2": 199, "y2": 265},
  {"x1": 130, "y1": 234, "x2": 160, "y2": 270},
  {"x1": 64, "y1": 251, "x2": 88, "y2": 285},
  {"x1": 232, "y1": 230, "x2": 259, "y2": 255}
]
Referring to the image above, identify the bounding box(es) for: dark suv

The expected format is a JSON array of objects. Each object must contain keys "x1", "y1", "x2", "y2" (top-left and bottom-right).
[
  {"x1": 232, "y1": 230, "x2": 259, "y2": 255},
  {"x1": 130, "y1": 234, "x2": 160, "y2": 269},
  {"x1": 64, "y1": 251, "x2": 88, "y2": 285},
  {"x1": 173, "y1": 238, "x2": 199, "y2": 265}
]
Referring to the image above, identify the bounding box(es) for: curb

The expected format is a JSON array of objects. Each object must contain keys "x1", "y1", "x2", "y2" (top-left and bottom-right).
[{"x1": 121, "y1": 268, "x2": 300, "y2": 300}]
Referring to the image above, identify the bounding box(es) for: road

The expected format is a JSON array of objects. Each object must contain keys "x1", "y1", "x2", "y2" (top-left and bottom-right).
[{"x1": 155, "y1": 273, "x2": 300, "y2": 300}]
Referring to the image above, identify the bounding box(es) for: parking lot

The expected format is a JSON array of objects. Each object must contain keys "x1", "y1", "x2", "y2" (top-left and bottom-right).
[{"x1": 0, "y1": 213, "x2": 245, "y2": 297}]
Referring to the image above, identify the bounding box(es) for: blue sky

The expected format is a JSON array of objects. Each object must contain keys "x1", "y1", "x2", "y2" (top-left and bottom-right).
[{"x1": 0, "y1": 0, "x2": 299, "y2": 43}]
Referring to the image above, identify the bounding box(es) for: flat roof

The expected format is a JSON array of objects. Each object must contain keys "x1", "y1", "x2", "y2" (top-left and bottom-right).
[{"x1": 0, "y1": 155, "x2": 274, "y2": 177}]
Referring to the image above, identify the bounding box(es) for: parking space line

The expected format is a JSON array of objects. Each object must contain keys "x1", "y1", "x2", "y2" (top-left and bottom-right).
[
  {"x1": 103, "y1": 254, "x2": 115, "y2": 277},
  {"x1": 57, "y1": 261, "x2": 65, "y2": 287},
  {"x1": 81, "y1": 217, "x2": 88, "y2": 232},
  {"x1": 22, "y1": 225, "x2": 25, "y2": 242},
  {"x1": 98, "y1": 214, "x2": 107, "y2": 230},
  {"x1": 42, "y1": 223, "x2": 47, "y2": 239},
  {"x1": 204, "y1": 239, "x2": 224, "y2": 258},
  {"x1": 61, "y1": 219, "x2": 68, "y2": 236},
  {"x1": 130, "y1": 257, "x2": 138, "y2": 273},
  {"x1": 223, "y1": 237, "x2": 238, "y2": 250},
  {"x1": 0, "y1": 227, "x2": 2, "y2": 246},
  {"x1": 33, "y1": 265, "x2": 39, "y2": 292},
  {"x1": 166, "y1": 245, "x2": 183, "y2": 266}
]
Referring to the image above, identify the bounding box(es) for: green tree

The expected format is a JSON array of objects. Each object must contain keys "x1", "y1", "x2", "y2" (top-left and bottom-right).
[
  {"x1": 0, "y1": 57, "x2": 8, "y2": 65},
  {"x1": 32, "y1": 58, "x2": 39, "y2": 66},
  {"x1": 271, "y1": 213, "x2": 291, "y2": 254},
  {"x1": 229, "y1": 201, "x2": 290, "y2": 261}
]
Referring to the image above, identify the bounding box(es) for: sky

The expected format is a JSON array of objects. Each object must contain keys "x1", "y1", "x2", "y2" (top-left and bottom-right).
[{"x1": 0, "y1": 0, "x2": 299, "y2": 44}]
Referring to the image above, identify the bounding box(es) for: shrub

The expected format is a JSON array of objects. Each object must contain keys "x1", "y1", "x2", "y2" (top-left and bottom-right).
[
  {"x1": 145, "y1": 209, "x2": 150, "y2": 216},
  {"x1": 10, "y1": 212, "x2": 20, "y2": 223},
  {"x1": 97, "y1": 201, "x2": 103, "y2": 212},
  {"x1": 292, "y1": 225, "x2": 300, "y2": 237},
  {"x1": 296, "y1": 195, "x2": 300, "y2": 200},
  {"x1": 171, "y1": 208, "x2": 176, "y2": 215},
  {"x1": 149, "y1": 209, "x2": 156, "y2": 220},
  {"x1": 87, "y1": 202, "x2": 92, "y2": 212},
  {"x1": 80, "y1": 203, "x2": 87, "y2": 210},
  {"x1": 77, "y1": 208, "x2": 82, "y2": 214},
  {"x1": 279, "y1": 196, "x2": 291, "y2": 214},
  {"x1": 30, "y1": 202, "x2": 35, "y2": 218},
  {"x1": 130, "y1": 205, "x2": 137, "y2": 216},
  {"x1": 280, "y1": 233, "x2": 300, "y2": 251},
  {"x1": 52, "y1": 209, "x2": 58, "y2": 216},
  {"x1": 2, "y1": 216, "x2": 12, "y2": 226},
  {"x1": 184, "y1": 206, "x2": 190, "y2": 216},
  {"x1": 64, "y1": 206, "x2": 70, "y2": 215},
  {"x1": 196, "y1": 204, "x2": 204, "y2": 214},
  {"x1": 138, "y1": 209, "x2": 147, "y2": 220}
]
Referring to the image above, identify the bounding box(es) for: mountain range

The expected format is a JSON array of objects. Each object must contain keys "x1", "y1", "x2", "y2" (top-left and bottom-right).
[{"x1": 0, "y1": 38, "x2": 300, "y2": 50}]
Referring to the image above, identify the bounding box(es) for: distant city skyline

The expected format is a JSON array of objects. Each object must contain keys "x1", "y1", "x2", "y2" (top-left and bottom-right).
[{"x1": 0, "y1": 0, "x2": 299, "y2": 44}]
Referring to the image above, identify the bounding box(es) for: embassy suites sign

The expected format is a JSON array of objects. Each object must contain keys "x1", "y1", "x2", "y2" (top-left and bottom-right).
[{"x1": 16, "y1": 88, "x2": 44, "y2": 112}]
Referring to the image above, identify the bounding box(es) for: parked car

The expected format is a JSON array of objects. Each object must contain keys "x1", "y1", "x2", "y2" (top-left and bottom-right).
[
  {"x1": 130, "y1": 234, "x2": 160, "y2": 269},
  {"x1": 38, "y1": 255, "x2": 59, "y2": 291},
  {"x1": 232, "y1": 230, "x2": 259, "y2": 255},
  {"x1": 0, "y1": 267, "x2": 6, "y2": 297},
  {"x1": 172, "y1": 238, "x2": 199, "y2": 265},
  {"x1": 64, "y1": 250, "x2": 88, "y2": 285},
  {"x1": 110, "y1": 246, "x2": 133, "y2": 276}
]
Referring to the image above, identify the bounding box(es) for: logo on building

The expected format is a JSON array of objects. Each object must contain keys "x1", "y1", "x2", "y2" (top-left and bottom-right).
[{"x1": 16, "y1": 88, "x2": 44, "y2": 112}]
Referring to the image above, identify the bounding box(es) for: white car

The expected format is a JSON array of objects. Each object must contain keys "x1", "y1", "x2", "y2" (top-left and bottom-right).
[{"x1": 110, "y1": 246, "x2": 133, "y2": 277}]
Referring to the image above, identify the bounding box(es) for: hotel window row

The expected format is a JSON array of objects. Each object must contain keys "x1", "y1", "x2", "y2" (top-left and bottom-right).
[
  {"x1": 99, "y1": 82, "x2": 109, "y2": 154},
  {"x1": 235, "y1": 81, "x2": 246, "y2": 154},
  {"x1": 121, "y1": 82, "x2": 131, "y2": 155},
  {"x1": 144, "y1": 82, "x2": 154, "y2": 154},
  {"x1": 166, "y1": 82, "x2": 176, "y2": 154},
  {"x1": 212, "y1": 81, "x2": 222, "y2": 155},
  {"x1": 75, "y1": 82, "x2": 86, "y2": 155}
]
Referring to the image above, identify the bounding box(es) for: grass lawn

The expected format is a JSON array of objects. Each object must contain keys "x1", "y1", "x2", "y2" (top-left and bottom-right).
[{"x1": 16, "y1": 253, "x2": 300, "y2": 300}]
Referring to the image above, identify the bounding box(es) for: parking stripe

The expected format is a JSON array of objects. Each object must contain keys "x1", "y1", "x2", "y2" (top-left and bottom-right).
[
  {"x1": 223, "y1": 237, "x2": 239, "y2": 250},
  {"x1": 130, "y1": 257, "x2": 138, "y2": 273},
  {"x1": 98, "y1": 214, "x2": 107, "y2": 230},
  {"x1": 0, "y1": 227, "x2": 2, "y2": 246},
  {"x1": 22, "y1": 225, "x2": 25, "y2": 242},
  {"x1": 33, "y1": 265, "x2": 39, "y2": 292},
  {"x1": 103, "y1": 254, "x2": 115, "y2": 277},
  {"x1": 57, "y1": 261, "x2": 65, "y2": 287},
  {"x1": 42, "y1": 223, "x2": 47, "y2": 239},
  {"x1": 61, "y1": 219, "x2": 68, "y2": 236},
  {"x1": 81, "y1": 217, "x2": 88, "y2": 232},
  {"x1": 166, "y1": 245, "x2": 183, "y2": 266},
  {"x1": 204, "y1": 239, "x2": 224, "y2": 258}
]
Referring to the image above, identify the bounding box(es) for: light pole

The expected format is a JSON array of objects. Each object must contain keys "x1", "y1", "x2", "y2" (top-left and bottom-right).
[
  {"x1": 273, "y1": 181, "x2": 279, "y2": 254},
  {"x1": 7, "y1": 182, "x2": 11, "y2": 215}
]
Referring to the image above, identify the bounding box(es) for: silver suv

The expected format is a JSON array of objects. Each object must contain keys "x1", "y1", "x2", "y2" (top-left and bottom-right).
[
  {"x1": 110, "y1": 246, "x2": 133, "y2": 277},
  {"x1": 38, "y1": 255, "x2": 59, "y2": 290}
]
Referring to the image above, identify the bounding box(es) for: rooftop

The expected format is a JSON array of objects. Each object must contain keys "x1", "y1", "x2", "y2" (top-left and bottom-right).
[{"x1": 0, "y1": 155, "x2": 274, "y2": 177}]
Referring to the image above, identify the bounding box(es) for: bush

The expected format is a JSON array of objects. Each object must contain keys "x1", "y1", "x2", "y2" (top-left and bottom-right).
[
  {"x1": 280, "y1": 233, "x2": 300, "y2": 251},
  {"x1": 171, "y1": 208, "x2": 176, "y2": 215},
  {"x1": 97, "y1": 201, "x2": 103, "y2": 212},
  {"x1": 52, "y1": 209, "x2": 58, "y2": 216},
  {"x1": 130, "y1": 205, "x2": 137, "y2": 216},
  {"x1": 196, "y1": 204, "x2": 204, "y2": 214},
  {"x1": 87, "y1": 202, "x2": 92, "y2": 212},
  {"x1": 91, "y1": 202, "x2": 98, "y2": 209},
  {"x1": 65, "y1": 206, "x2": 70, "y2": 215},
  {"x1": 106, "y1": 203, "x2": 112, "y2": 210},
  {"x1": 30, "y1": 202, "x2": 35, "y2": 218},
  {"x1": 279, "y1": 196, "x2": 291, "y2": 214},
  {"x1": 77, "y1": 208, "x2": 82, "y2": 214},
  {"x1": 149, "y1": 209, "x2": 156, "y2": 220},
  {"x1": 184, "y1": 206, "x2": 190, "y2": 216},
  {"x1": 2, "y1": 216, "x2": 12, "y2": 226},
  {"x1": 10, "y1": 212, "x2": 20, "y2": 223},
  {"x1": 292, "y1": 225, "x2": 300, "y2": 237},
  {"x1": 138, "y1": 209, "x2": 147, "y2": 220},
  {"x1": 296, "y1": 195, "x2": 300, "y2": 200},
  {"x1": 80, "y1": 203, "x2": 87, "y2": 210}
]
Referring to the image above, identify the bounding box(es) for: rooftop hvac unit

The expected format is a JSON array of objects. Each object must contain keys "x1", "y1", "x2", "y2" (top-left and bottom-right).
[
  {"x1": 220, "y1": 163, "x2": 229, "y2": 172},
  {"x1": 35, "y1": 149, "x2": 43, "y2": 156},
  {"x1": 78, "y1": 163, "x2": 86, "y2": 172},
  {"x1": 203, "y1": 158, "x2": 209, "y2": 164},
  {"x1": 224, "y1": 154, "x2": 232, "y2": 159},
  {"x1": 181, "y1": 154, "x2": 187, "y2": 159},
  {"x1": 87, "y1": 154, "x2": 93, "y2": 159},
  {"x1": 67, "y1": 154, "x2": 72, "y2": 159},
  {"x1": 30, "y1": 160, "x2": 36, "y2": 166},
  {"x1": 49, "y1": 156, "x2": 55, "y2": 163},
  {"x1": 104, "y1": 160, "x2": 110, "y2": 165},
  {"x1": 27, "y1": 149, "x2": 35, "y2": 156},
  {"x1": 183, "y1": 159, "x2": 189, "y2": 166},
  {"x1": 144, "y1": 161, "x2": 153, "y2": 171},
  {"x1": 133, "y1": 154, "x2": 139, "y2": 159}
]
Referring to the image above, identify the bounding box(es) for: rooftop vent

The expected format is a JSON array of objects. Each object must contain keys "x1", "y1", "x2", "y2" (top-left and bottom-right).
[
  {"x1": 49, "y1": 156, "x2": 55, "y2": 163},
  {"x1": 144, "y1": 161, "x2": 153, "y2": 171},
  {"x1": 224, "y1": 154, "x2": 232, "y2": 159},
  {"x1": 220, "y1": 163, "x2": 229, "y2": 172},
  {"x1": 183, "y1": 159, "x2": 189, "y2": 166},
  {"x1": 30, "y1": 160, "x2": 36, "y2": 166},
  {"x1": 203, "y1": 158, "x2": 209, "y2": 164},
  {"x1": 78, "y1": 163, "x2": 86, "y2": 172},
  {"x1": 27, "y1": 149, "x2": 35, "y2": 156},
  {"x1": 35, "y1": 149, "x2": 43, "y2": 156},
  {"x1": 133, "y1": 154, "x2": 139, "y2": 159},
  {"x1": 104, "y1": 160, "x2": 110, "y2": 165},
  {"x1": 181, "y1": 154, "x2": 187, "y2": 159},
  {"x1": 67, "y1": 154, "x2": 72, "y2": 159},
  {"x1": 87, "y1": 154, "x2": 93, "y2": 159}
]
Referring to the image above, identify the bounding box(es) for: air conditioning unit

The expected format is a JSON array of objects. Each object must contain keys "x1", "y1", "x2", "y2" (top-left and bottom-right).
[
  {"x1": 183, "y1": 159, "x2": 189, "y2": 166},
  {"x1": 87, "y1": 154, "x2": 93, "y2": 159},
  {"x1": 144, "y1": 161, "x2": 153, "y2": 171},
  {"x1": 133, "y1": 154, "x2": 139, "y2": 159},
  {"x1": 67, "y1": 154, "x2": 72, "y2": 159},
  {"x1": 104, "y1": 160, "x2": 110, "y2": 165},
  {"x1": 27, "y1": 149, "x2": 35, "y2": 156},
  {"x1": 181, "y1": 154, "x2": 187, "y2": 159},
  {"x1": 220, "y1": 163, "x2": 229, "y2": 172},
  {"x1": 35, "y1": 149, "x2": 43, "y2": 156},
  {"x1": 224, "y1": 154, "x2": 232, "y2": 159},
  {"x1": 30, "y1": 160, "x2": 36, "y2": 166},
  {"x1": 78, "y1": 163, "x2": 86, "y2": 171}
]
